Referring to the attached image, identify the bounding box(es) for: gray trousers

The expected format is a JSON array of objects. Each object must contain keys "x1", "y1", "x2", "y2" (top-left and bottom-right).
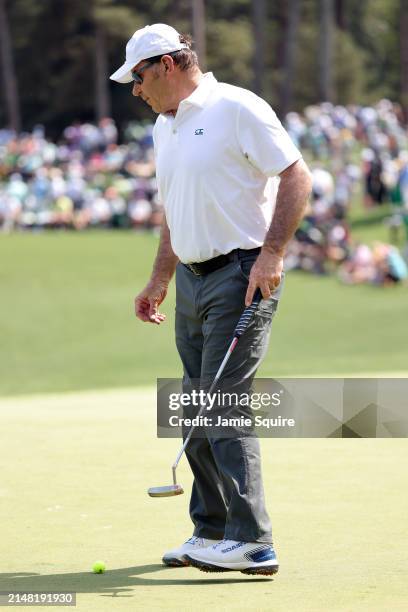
[{"x1": 175, "y1": 250, "x2": 283, "y2": 544}]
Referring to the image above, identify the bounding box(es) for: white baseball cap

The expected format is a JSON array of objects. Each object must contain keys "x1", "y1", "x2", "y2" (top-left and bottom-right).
[{"x1": 110, "y1": 23, "x2": 188, "y2": 84}]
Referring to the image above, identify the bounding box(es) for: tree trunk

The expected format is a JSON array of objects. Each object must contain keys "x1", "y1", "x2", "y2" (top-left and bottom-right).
[
  {"x1": 335, "y1": 0, "x2": 347, "y2": 30},
  {"x1": 95, "y1": 21, "x2": 111, "y2": 121},
  {"x1": 0, "y1": 0, "x2": 21, "y2": 132},
  {"x1": 279, "y1": 0, "x2": 300, "y2": 116},
  {"x1": 400, "y1": 0, "x2": 408, "y2": 122},
  {"x1": 318, "y1": 0, "x2": 335, "y2": 102},
  {"x1": 192, "y1": 0, "x2": 206, "y2": 71},
  {"x1": 252, "y1": 0, "x2": 266, "y2": 96}
]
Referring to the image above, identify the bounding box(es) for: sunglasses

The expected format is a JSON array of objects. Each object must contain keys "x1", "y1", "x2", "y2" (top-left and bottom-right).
[
  {"x1": 131, "y1": 52, "x2": 177, "y2": 85},
  {"x1": 131, "y1": 61, "x2": 157, "y2": 85}
]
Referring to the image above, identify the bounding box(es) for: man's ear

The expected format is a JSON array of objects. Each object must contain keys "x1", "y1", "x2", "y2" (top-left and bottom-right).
[{"x1": 162, "y1": 55, "x2": 175, "y2": 73}]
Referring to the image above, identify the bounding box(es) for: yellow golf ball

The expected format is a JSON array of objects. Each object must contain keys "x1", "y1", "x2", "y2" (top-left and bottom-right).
[{"x1": 92, "y1": 561, "x2": 106, "y2": 574}]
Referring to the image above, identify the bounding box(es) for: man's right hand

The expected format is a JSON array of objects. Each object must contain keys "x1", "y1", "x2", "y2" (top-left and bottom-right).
[{"x1": 134, "y1": 280, "x2": 168, "y2": 325}]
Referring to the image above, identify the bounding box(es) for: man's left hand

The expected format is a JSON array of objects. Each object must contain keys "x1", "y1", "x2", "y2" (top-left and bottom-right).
[{"x1": 245, "y1": 250, "x2": 283, "y2": 306}]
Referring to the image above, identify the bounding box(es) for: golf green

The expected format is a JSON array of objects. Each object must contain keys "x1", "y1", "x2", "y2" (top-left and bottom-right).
[
  {"x1": 0, "y1": 388, "x2": 407, "y2": 611},
  {"x1": 1, "y1": 231, "x2": 407, "y2": 397}
]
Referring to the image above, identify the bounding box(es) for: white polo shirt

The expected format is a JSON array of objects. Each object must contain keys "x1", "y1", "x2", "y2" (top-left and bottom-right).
[{"x1": 152, "y1": 72, "x2": 302, "y2": 263}]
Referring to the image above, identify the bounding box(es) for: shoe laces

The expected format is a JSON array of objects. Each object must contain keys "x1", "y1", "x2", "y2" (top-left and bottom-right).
[{"x1": 185, "y1": 536, "x2": 202, "y2": 546}]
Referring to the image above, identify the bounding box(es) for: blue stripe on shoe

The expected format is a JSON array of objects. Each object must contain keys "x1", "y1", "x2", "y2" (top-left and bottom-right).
[{"x1": 248, "y1": 548, "x2": 276, "y2": 563}]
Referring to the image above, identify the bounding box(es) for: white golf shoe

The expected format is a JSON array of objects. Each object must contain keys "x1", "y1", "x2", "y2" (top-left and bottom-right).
[
  {"x1": 185, "y1": 539, "x2": 279, "y2": 575},
  {"x1": 162, "y1": 536, "x2": 221, "y2": 567}
]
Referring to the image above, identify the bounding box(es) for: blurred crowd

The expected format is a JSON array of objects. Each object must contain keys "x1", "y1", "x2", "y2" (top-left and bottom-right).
[
  {"x1": 0, "y1": 118, "x2": 163, "y2": 233},
  {"x1": 285, "y1": 99, "x2": 408, "y2": 285},
  {"x1": 1, "y1": 99, "x2": 408, "y2": 286},
  {"x1": 286, "y1": 98, "x2": 408, "y2": 207}
]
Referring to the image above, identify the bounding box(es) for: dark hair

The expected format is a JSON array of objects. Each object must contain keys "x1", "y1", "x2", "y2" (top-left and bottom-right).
[{"x1": 146, "y1": 33, "x2": 199, "y2": 71}]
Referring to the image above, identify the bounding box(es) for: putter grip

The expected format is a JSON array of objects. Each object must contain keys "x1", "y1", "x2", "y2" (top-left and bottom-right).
[{"x1": 233, "y1": 288, "x2": 262, "y2": 338}]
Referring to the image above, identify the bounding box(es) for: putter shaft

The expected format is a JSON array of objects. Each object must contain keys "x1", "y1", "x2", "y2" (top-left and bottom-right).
[
  {"x1": 149, "y1": 290, "x2": 262, "y2": 499},
  {"x1": 171, "y1": 335, "x2": 238, "y2": 474}
]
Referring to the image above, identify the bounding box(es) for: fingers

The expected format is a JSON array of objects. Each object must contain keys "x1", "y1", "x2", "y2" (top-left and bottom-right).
[
  {"x1": 149, "y1": 313, "x2": 166, "y2": 324},
  {"x1": 245, "y1": 283, "x2": 270, "y2": 306},
  {"x1": 149, "y1": 300, "x2": 166, "y2": 324},
  {"x1": 270, "y1": 272, "x2": 282, "y2": 289},
  {"x1": 245, "y1": 276, "x2": 281, "y2": 306},
  {"x1": 260, "y1": 282, "x2": 272, "y2": 300},
  {"x1": 245, "y1": 282, "x2": 256, "y2": 307},
  {"x1": 135, "y1": 296, "x2": 166, "y2": 325},
  {"x1": 148, "y1": 298, "x2": 158, "y2": 321}
]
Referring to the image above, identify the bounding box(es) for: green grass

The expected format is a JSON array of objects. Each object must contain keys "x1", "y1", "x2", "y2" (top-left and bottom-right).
[
  {"x1": 1, "y1": 185, "x2": 406, "y2": 611},
  {"x1": 1, "y1": 229, "x2": 407, "y2": 396},
  {"x1": 0, "y1": 388, "x2": 407, "y2": 611}
]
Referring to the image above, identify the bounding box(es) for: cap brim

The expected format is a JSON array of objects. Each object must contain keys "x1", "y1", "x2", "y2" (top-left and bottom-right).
[
  {"x1": 110, "y1": 42, "x2": 188, "y2": 83},
  {"x1": 110, "y1": 61, "x2": 134, "y2": 83}
]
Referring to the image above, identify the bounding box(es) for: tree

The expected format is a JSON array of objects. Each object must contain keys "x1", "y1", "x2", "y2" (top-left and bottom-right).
[
  {"x1": 3, "y1": 0, "x2": 406, "y2": 132},
  {"x1": 318, "y1": 0, "x2": 335, "y2": 102},
  {"x1": 400, "y1": 0, "x2": 408, "y2": 120},
  {"x1": 251, "y1": 0, "x2": 266, "y2": 95},
  {"x1": 94, "y1": 20, "x2": 111, "y2": 121},
  {"x1": 335, "y1": 0, "x2": 347, "y2": 30},
  {"x1": 192, "y1": 0, "x2": 206, "y2": 70},
  {"x1": 92, "y1": 1, "x2": 145, "y2": 122},
  {"x1": 0, "y1": 0, "x2": 21, "y2": 131},
  {"x1": 279, "y1": 0, "x2": 301, "y2": 116}
]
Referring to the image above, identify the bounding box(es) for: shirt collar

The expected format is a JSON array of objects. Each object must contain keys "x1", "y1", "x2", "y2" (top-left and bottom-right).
[{"x1": 179, "y1": 72, "x2": 217, "y2": 109}]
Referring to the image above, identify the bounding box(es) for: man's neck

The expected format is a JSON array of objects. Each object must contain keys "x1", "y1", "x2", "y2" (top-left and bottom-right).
[{"x1": 167, "y1": 68, "x2": 204, "y2": 116}]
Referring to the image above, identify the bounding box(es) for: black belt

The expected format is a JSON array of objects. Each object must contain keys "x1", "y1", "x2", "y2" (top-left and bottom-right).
[{"x1": 184, "y1": 247, "x2": 261, "y2": 276}]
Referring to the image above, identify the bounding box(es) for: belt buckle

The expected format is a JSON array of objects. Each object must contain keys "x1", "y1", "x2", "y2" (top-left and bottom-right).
[{"x1": 188, "y1": 263, "x2": 202, "y2": 276}]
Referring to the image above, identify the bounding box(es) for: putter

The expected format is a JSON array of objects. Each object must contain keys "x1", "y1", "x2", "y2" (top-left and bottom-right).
[{"x1": 148, "y1": 288, "x2": 263, "y2": 498}]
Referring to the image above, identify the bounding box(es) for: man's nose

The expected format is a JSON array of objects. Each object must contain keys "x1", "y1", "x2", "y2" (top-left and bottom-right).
[{"x1": 132, "y1": 82, "x2": 142, "y2": 97}]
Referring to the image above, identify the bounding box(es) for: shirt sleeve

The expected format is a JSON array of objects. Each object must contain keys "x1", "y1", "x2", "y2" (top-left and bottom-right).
[{"x1": 236, "y1": 94, "x2": 302, "y2": 177}]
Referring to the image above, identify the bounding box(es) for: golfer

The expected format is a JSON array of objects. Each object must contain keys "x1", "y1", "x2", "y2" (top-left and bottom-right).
[{"x1": 111, "y1": 23, "x2": 312, "y2": 575}]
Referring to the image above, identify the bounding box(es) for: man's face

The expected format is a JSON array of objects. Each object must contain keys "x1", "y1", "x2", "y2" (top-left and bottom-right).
[{"x1": 131, "y1": 58, "x2": 171, "y2": 114}]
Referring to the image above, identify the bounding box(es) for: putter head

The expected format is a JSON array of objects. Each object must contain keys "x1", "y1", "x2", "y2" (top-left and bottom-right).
[{"x1": 147, "y1": 484, "x2": 184, "y2": 498}]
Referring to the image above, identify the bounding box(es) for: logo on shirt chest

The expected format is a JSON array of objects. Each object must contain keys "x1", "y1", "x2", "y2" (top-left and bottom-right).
[{"x1": 194, "y1": 128, "x2": 204, "y2": 135}]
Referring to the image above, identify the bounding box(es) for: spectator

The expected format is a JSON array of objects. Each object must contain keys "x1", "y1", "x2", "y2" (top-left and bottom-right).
[
  {"x1": 0, "y1": 119, "x2": 163, "y2": 232},
  {"x1": 1, "y1": 102, "x2": 407, "y2": 292}
]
